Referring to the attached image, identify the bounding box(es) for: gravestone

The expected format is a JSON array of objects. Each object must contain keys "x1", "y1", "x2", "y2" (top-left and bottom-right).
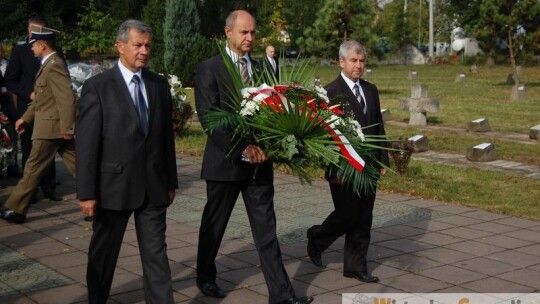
[
  {"x1": 530, "y1": 124, "x2": 540, "y2": 140},
  {"x1": 506, "y1": 74, "x2": 515, "y2": 85},
  {"x1": 399, "y1": 84, "x2": 440, "y2": 126},
  {"x1": 408, "y1": 70, "x2": 417, "y2": 80},
  {"x1": 455, "y1": 73, "x2": 466, "y2": 82},
  {"x1": 511, "y1": 85, "x2": 525, "y2": 101},
  {"x1": 407, "y1": 135, "x2": 429, "y2": 152},
  {"x1": 466, "y1": 143, "x2": 496, "y2": 162},
  {"x1": 516, "y1": 65, "x2": 523, "y2": 77},
  {"x1": 467, "y1": 118, "x2": 491, "y2": 132},
  {"x1": 381, "y1": 108, "x2": 391, "y2": 121}
]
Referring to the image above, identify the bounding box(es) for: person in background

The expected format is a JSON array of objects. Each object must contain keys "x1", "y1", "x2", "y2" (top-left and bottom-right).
[
  {"x1": 264, "y1": 44, "x2": 279, "y2": 81},
  {"x1": 4, "y1": 15, "x2": 60, "y2": 199},
  {"x1": 306, "y1": 40, "x2": 389, "y2": 283},
  {"x1": 76, "y1": 19, "x2": 178, "y2": 304},
  {"x1": 0, "y1": 28, "x2": 76, "y2": 224},
  {"x1": 194, "y1": 10, "x2": 313, "y2": 304}
]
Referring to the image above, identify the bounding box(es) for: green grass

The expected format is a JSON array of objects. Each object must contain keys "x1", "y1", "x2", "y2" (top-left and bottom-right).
[{"x1": 178, "y1": 64, "x2": 540, "y2": 220}]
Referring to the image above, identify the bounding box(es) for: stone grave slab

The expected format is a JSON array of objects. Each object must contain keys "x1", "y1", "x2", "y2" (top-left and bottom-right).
[
  {"x1": 530, "y1": 124, "x2": 540, "y2": 140},
  {"x1": 467, "y1": 143, "x2": 497, "y2": 162},
  {"x1": 408, "y1": 135, "x2": 429, "y2": 152},
  {"x1": 467, "y1": 118, "x2": 491, "y2": 132}
]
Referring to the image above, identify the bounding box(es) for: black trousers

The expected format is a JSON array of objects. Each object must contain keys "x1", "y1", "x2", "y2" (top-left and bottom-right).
[
  {"x1": 87, "y1": 201, "x2": 173, "y2": 304},
  {"x1": 309, "y1": 182, "x2": 376, "y2": 273},
  {"x1": 197, "y1": 180, "x2": 295, "y2": 304}
]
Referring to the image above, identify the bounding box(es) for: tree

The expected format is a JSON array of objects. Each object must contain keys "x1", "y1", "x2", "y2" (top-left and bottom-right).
[
  {"x1": 297, "y1": 0, "x2": 377, "y2": 58},
  {"x1": 142, "y1": 0, "x2": 166, "y2": 73},
  {"x1": 164, "y1": 0, "x2": 203, "y2": 84},
  {"x1": 473, "y1": 0, "x2": 540, "y2": 86},
  {"x1": 63, "y1": 0, "x2": 116, "y2": 59}
]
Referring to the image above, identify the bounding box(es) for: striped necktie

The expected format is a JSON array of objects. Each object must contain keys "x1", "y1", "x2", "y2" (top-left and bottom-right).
[
  {"x1": 353, "y1": 83, "x2": 366, "y2": 115},
  {"x1": 239, "y1": 57, "x2": 250, "y2": 85}
]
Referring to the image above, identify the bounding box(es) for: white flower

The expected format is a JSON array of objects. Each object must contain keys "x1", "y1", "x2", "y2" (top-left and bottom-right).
[
  {"x1": 350, "y1": 120, "x2": 365, "y2": 142},
  {"x1": 315, "y1": 86, "x2": 329, "y2": 103},
  {"x1": 239, "y1": 99, "x2": 259, "y2": 116}
]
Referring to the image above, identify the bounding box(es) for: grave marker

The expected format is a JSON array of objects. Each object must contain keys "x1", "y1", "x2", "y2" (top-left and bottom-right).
[
  {"x1": 399, "y1": 84, "x2": 439, "y2": 126},
  {"x1": 467, "y1": 118, "x2": 491, "y2": 132},
  {"x1": 466, "y1": 143, "x2": 496, "y2": 162},
  {"x1": 407, "y1": 135, "x2": 429, "y2": 152},
  {"x1": 530, "y1": 124, "x2": 540, "y2": 140}
]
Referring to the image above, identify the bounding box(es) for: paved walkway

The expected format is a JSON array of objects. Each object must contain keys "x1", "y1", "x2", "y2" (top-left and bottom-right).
[{"x1": 1, "y1": 154, "x2": 539, "y2": 304}]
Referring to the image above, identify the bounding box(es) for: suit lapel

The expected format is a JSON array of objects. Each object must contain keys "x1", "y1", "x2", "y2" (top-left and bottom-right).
[{"x1": 142, "y1": 69, "x2": 156, "y2": 135}]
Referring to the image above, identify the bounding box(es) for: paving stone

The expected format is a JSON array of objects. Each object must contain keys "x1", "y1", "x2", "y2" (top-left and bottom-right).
[
  {"x1": 435, "y1": 215, "x2": 483, "y2": 226},
  {"x1": 380, "y1": 273, "x2": 451, "y2": 292},
  {"x1": 515, "y1": 243, "x2": 540, "y2": 256},
  {"x1": 465, "y1": 222, "x2": 520, "y2": 234},
  {"x1": 418, "y1": 264, "x2": 487, "y2": 285},
  {"x1": 413, "y1": 247, "x2": 475, "y2": 264},
  {"x1": 437, "y1": 226, "x2": 494, "y2": 240},
  {"x1": 377, "y1": 254, "x2": 443, "y2": 272},
  {"x1": 26, "y1": 283, "x2": 87, "y2": 304},
  {"x1": 485, "y1": 250, "x2": 540, "y2": 267},
  {"x1": 461, "y1": 277, "x2": 535, "y2": 293},
  {"x1": 377, "y1": 239, "x2": 436, "y2": 253},
  {"x1": 476, "y1": 234, "x2": 533, "y2": 249},
  {"x1": 497, "y1": 268, "x2": 540, "y2": 289},
  {"x1": 409, "y1": 232, "x2": 465, "y2": 246},
  {"x1": 296, "y1": 269, "x2": 359, "y2": 291},
  {"x1": 445, "y1": 240, "x2": 506, "y2": 256},
  {"x1": 502, "y1": 229, "x2": 540, "y2": 243},
  {"x1": 453, "y1": 256, "x2": 520, "y2": 276},
  {"x1": 493, "y1": 217, "x2": 540, "y2": 228}
]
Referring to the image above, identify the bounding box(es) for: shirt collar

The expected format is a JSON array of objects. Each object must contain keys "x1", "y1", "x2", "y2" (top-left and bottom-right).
[
  {"x1": 41, "y1": 52, "x2": 57, "y2": 65},
  {"x1": 118, "y1": 60, "x2": 142, "y2": 86}
]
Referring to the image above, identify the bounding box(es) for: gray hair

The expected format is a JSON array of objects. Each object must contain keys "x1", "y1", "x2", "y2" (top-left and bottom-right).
[
  {"x1": 338, "y1": 40, "x2": 367, "y2": 59},
  {"x1": 116, "y1": 19, "x2": 153, "y2": 42}
]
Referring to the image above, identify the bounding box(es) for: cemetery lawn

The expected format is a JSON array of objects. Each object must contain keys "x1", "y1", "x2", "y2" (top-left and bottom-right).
[{"x1": 178, "y1": 63, "x2": 540, "y2": 219}]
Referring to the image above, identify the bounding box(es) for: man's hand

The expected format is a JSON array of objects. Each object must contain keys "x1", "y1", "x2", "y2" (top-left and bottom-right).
[
  {"x1": 15, "y1": 119, "x2": 25, "y2": 134},
  {"x1": 380, "y1": 168, "x2": 387, "y2": 176},
  {"x1": 29, "y1": 91, "x2": 36, "y2": 101},
  {"x1": 79, "y1": 200, "x2": 97, "y2": 217},
  {"x1": 242, "y1": 144, "x2": 267, "y2": 164},
  {"x1": 63, "y1": 134, "x2": 74, "y2": 140},
  {"x1": 168, "y1": 190, "x2": 176, "y2": 205}
]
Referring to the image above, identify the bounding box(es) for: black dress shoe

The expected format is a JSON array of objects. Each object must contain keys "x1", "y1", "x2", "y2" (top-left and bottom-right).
[
  {"x1": 344, "y1": 272, "x2": 379, "y2": 283},
  {"x1": 196, "y1": 280, "x2": 225, "y2": 298},
  {"x1": 0, "y1": 209, "x2": 26, "y2": 224},
  {"x1": 306, "y1": 228, "x2": 323, "y2": 267},
  {"x1": 44, "y1": 192, "x2": 63, "y2": 201},
  {"x1": 278, "y1": 296, "x2": 314, "y2": 304}
]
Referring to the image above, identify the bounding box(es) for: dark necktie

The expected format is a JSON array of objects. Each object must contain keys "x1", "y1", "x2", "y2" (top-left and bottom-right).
[
  {"x1": 353, "y1": 83, "x2": 367, "y2": 115},
  {"x1": 131, "y1": 75, "x2": 148, "y2": 135},
  {"x1": 239, "y1": 57, "x2": 250, "y2": 85}
]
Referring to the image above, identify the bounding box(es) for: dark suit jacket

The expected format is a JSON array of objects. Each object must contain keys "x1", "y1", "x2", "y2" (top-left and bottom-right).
[
  {"x1": 194, "y1": 54, "x2": 272, "y2": 182},
  {"x1": 324, "y1": 74, "x2": 389, "y2": 178},
  {"x1": 263, "y1": 55, "x2": 279, "y2": 83},
  {"x1": 75, "y1": 65, "x2": 178, "y2": 211},
  {"x1": 4, "y1": 42, "x2": 40, "y2": 118}
]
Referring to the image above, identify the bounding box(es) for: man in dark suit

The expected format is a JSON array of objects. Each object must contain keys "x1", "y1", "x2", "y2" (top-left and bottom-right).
[
  {"x1": 0, "y1": 29, "x2": 76, "y2": 224},
  {"x1": 194, "y1": 10, "x2": 313, "y2": 304},
  {"x1": 76, "y1": 19, "x2": 178, "y2": 304},
  {"x1": 306, "y1": 40, "x2": 389, "y2": 283},
  {"x1": 263, "y1": 44, "x2": 279, "y2": 82},
  {"x1": 4, "y1": 15, "x2": 59, "y2": 200}
]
